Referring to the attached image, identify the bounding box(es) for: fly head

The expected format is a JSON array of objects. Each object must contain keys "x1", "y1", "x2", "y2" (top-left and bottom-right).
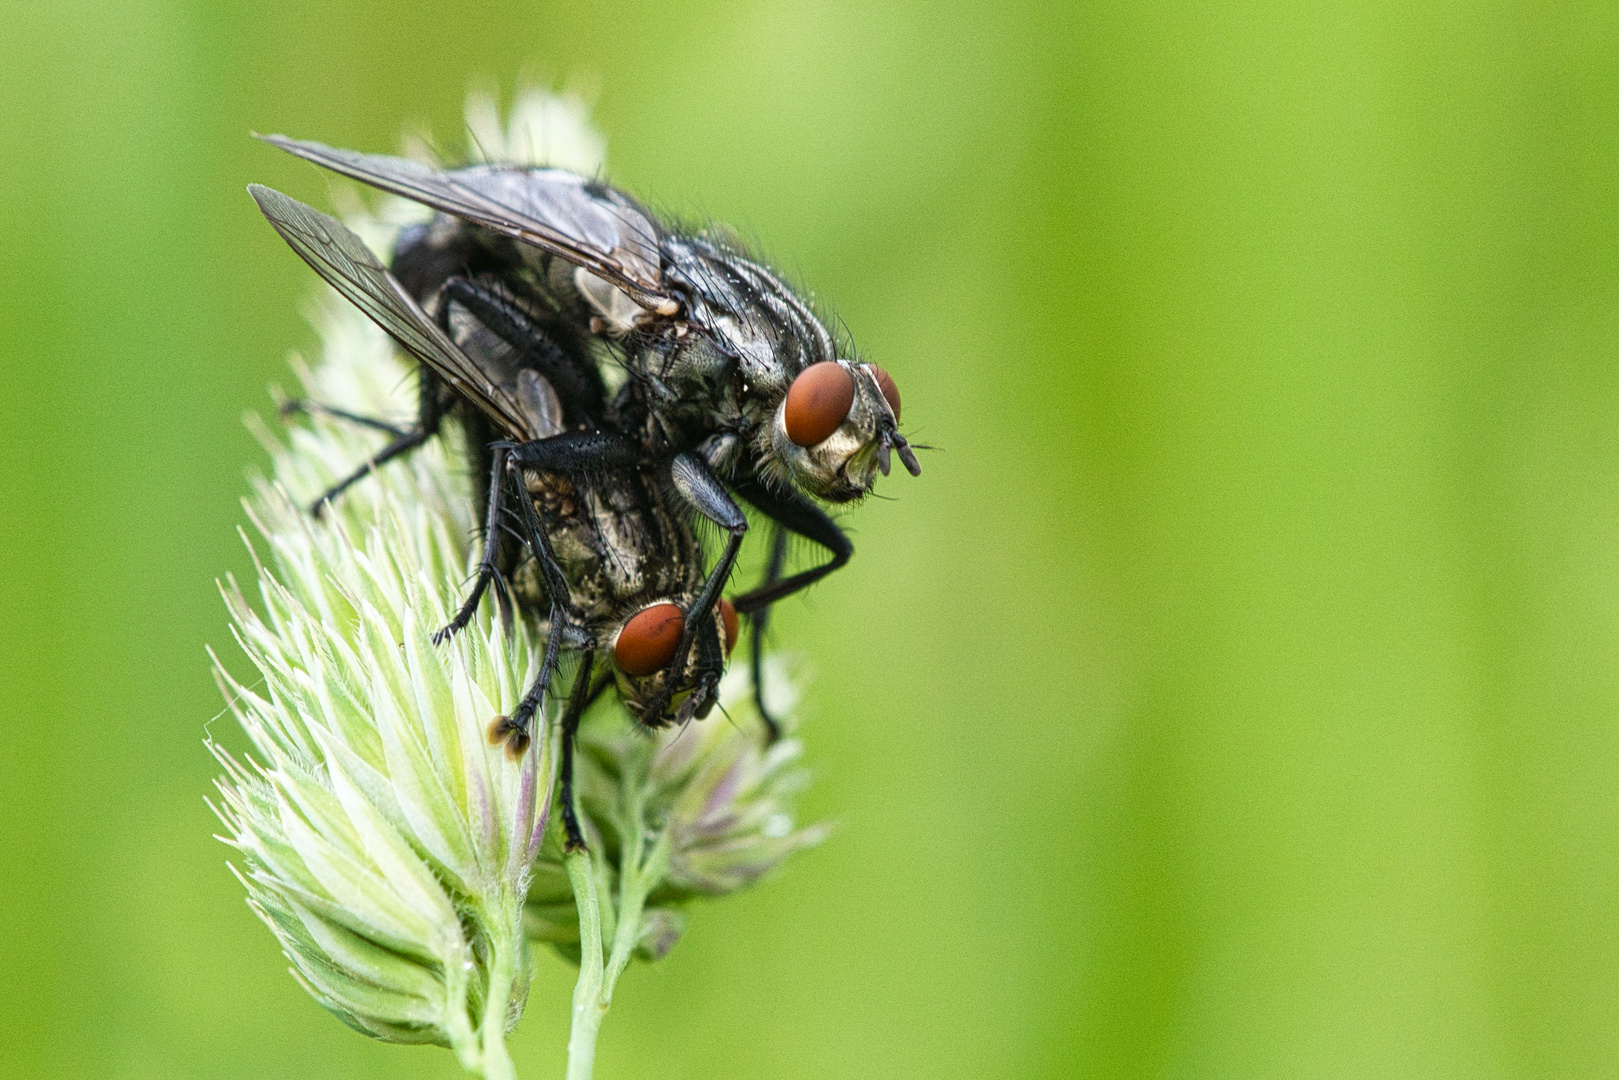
[{"x1": 610, "y1": 597, "x2": 737, "y2": 727}]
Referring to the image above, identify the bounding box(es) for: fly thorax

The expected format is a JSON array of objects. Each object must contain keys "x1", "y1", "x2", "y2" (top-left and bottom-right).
[
  {"x1": 588, "y1": 507, "x2": 649, "y2": 601},
  {"x1": 664, "y1": 321, "x2": 735, "y2": 384},
  {"x1": 714, "y1": 314, "x2": 793, "y2": 394},
  {"x1": 640, "y1": 365, "x2": 727, "y2": 453}
]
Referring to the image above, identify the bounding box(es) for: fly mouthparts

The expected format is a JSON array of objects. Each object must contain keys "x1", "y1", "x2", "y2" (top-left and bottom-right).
[
  {"x1": 877, "y1": 422, "x2": 921, "y2": 479},
  {"x1": 894, "y1": 434, "x2": 922, "y2": 477}
]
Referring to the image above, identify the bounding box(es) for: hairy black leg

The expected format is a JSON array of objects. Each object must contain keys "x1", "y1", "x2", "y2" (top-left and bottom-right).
[
  {"x1": 434, "y1": 444, "x2": 512, "y2": 644},
  {"x1": 441, "y1": 277, "x2": 606, "y2": 422},
  {"x1": 493, "y1": 605, "x2": 566, "y2": 756},
  {"x1": 302, "y1": 367, "x2": 448, "y2": 516},
  {"x1": 558, "y1": 650, "x2": 597, "y2": 852},
  {"x1": 280, "y1": 399, "x2": 409, "y2": 437},
  {"x1": 749, "y1": 526, "x2": 789, "y2": 743},
  {"x1": 505, "y1": 430, "x2": 644, "y2": 472},
  {"x1": 680, "y1": 619, "x2": 727, "y2": 724},
  {"x1": 505, "y1": 596, "x2": 567, "y2": 736},
  {"x1": 641, "y1": 453, "x2": 749, "y2": 724},
  {"x1": 729, "y1": 478, "x2": 853, "y2": 615},
  {"x1": 501, "y1": 455, "x2": 576, "y2": 737},
  {"x1": 309, "y1": 429, "x2": 432, "y2": 514},
  {"x1": 502, "y1": 440, "x2": 589, "y2": 606}
]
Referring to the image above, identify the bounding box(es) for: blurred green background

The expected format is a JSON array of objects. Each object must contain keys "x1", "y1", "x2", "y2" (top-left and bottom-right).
[{"x1": 5, "y1": 1, "x2": 1619, "y2": 1077}]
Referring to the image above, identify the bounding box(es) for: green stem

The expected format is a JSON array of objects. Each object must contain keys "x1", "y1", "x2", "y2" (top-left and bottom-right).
[
  {"x1": 591, "y1": 842, "x2": 618, "y2": 951},
  {"x1": 444, "y1": 939, "x2": 480, "y2": 1075},
  {"x1": 604, "y1": 828, "x2": 669, "y2": 995},
  {"x1": 562, "y1": 749, "x2": 673, "y2": 1080},
  {"x1": 475, "y1": 899, "x2": 523, "y2": 1080},
  {"x1": 479, "y1": 941, "x2": 518, "y2": 1080},
  {"x1": 565, "y1": 850, "x2": 605, "y2": 1080}
]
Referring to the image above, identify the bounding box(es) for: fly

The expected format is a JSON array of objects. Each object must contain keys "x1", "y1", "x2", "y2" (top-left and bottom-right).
[
  {"x1": 250, "y1": 184, "x2": 738, "y2": 850},
  {"x1": 257, "y1": 135, "x2": 921, "y2": 730}
]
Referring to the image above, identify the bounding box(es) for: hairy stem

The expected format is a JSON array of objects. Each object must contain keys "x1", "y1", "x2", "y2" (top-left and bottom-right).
[
  {"x1": 604, "y1": 796, "x2": 669, "y2": 995},
  {"x1": 475, "y1": 897, "x2": 523, "y2": 1080},
  {"x1": 563, "y1": 744, "x2": 673, "y2": 1080},
  {"x1": 565, "y1": 850, "x2": 606, "y2": 1080}
]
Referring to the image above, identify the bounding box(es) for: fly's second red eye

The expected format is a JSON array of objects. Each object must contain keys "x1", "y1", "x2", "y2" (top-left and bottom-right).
[
  {"x1": 614, "y1": 603, "x2": 685, "y2": 676},
  {"x1": 783, "y1": 361, "x2": 855, "y2": 446},
  {"x1": 869, "y1": 365, "x2": 901, "y2": 422},
  {"x1": 719, "y1": 598, "x2": 739, "y2": 656}
]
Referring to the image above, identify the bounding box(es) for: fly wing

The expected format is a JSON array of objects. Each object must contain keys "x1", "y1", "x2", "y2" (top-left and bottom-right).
[
  {"x1": 247, "y1": 184, "x2": 536, "y2": 441},
  {"x1": 258, "y1": 135, "x2": 674, "y2": 314}
]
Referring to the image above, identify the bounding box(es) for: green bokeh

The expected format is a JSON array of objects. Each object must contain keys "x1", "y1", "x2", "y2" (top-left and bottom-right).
[{"x1": 5, "y1": 1, "x2": 1619, "y2": 1077}]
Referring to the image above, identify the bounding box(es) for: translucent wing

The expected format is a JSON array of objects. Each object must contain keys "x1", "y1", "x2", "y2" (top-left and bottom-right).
[
  {"x1": 259, "y1": 135, "x2": 676, "y2": 315},
  {"x1": 248, "y1": 184, "x2": 536, "y2": 440}
]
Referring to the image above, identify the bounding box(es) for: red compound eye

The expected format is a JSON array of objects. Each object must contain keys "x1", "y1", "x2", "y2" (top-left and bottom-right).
[
  {"x1": 869, "y1": 364, "x2": 901, "y2": 422},
  {"x1": 615, "y1": 603, "x2": 684, "y2": 676},
  {"x1": 718, "y1": 598, "x2": 739, "y2": 656},
  {"x1": 783, "y1": 361, "x2": 855, "y2": 447}
]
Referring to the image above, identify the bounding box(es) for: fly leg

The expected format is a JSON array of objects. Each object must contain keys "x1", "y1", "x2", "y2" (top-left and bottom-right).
[
  {"x1": 557, "y1": 649, "x2": 598, "y2": 851},
  {"x1": 491, "y1": 452, "x2": 579, "y2": 746},
  {"x1": 641, "y1": 453, "x2": 749, "y2": 725},
  {"x1": 728, "y1": 478, "x2": 853, "y2": 614},
  {"x1": 279, "y1": 399, "x2": 409, "y2": 436},
  {"x1": 286, "y1": 367, "x2": 448, "y2": 515},
  {"x1": 490, "y1": 612, "x2": 566, "y2": 757},
  {"x1": 680, "y1": 617, "x2": 728, "y2": 725},
  {"x1": 504, "y1": 430, "x2": 643, "y2": 474},
  {"x1": 748, "y1": 526, "x2": 790, "y2": 743},
  {"x1": 434, "y1": 443, "x2": 513, "y2": 643}
]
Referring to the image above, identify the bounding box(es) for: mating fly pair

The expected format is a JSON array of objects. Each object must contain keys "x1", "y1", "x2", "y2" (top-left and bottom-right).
[{"x1": 251, "y1": 136, "x2": 920, "y2": 848}]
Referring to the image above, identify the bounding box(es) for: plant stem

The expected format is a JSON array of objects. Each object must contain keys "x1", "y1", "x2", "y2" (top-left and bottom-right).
[
  {"x1": 476, "y1": 899, "x2": 522, "y2": 1080},
  {"x1": 565, "y1": 850, "x2": 605, "y2": 1080},
  {"x1": 562, "y1": 749, "x2": 673, "y2": 1080},
  {"x1": 604, "y1": 819, "x2": 669, "y2": 995}
]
